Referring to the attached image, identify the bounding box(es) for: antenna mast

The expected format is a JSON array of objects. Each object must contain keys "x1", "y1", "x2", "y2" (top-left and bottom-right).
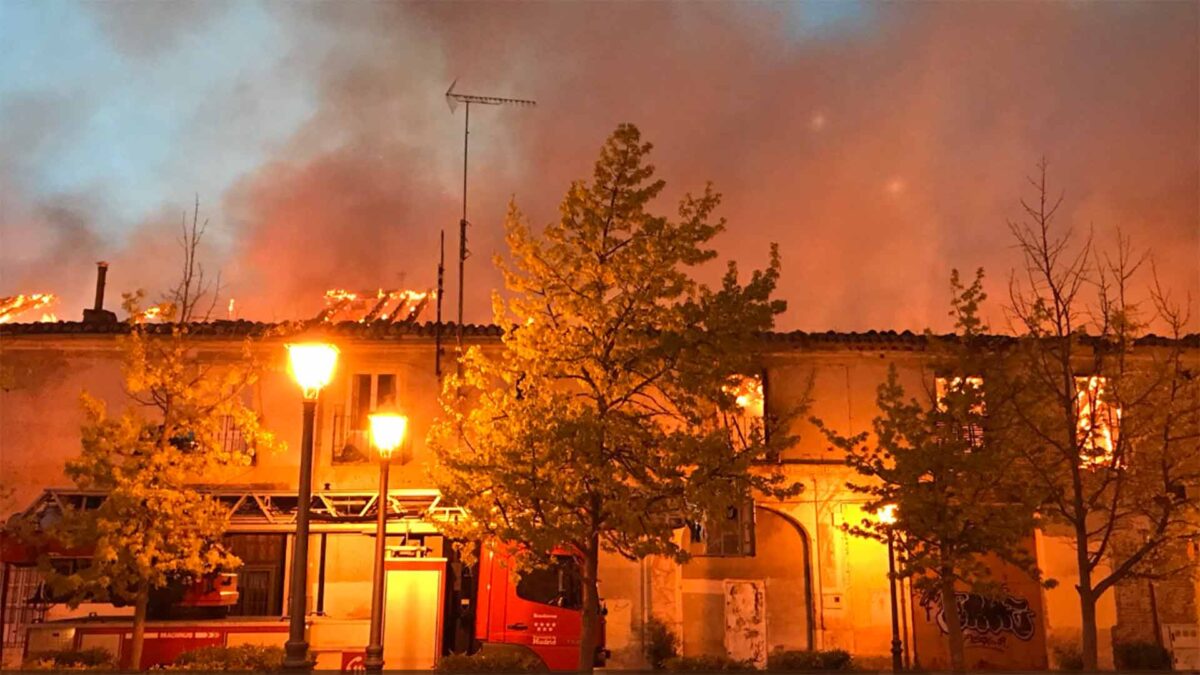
[{"x1": 444, "y1": 80, "x2": 536, "y2": 373}]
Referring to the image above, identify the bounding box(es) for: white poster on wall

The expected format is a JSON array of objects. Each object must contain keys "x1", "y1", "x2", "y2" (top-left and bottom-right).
[{"x1": 723, "y1": 579, "x2": 766, "y2": 669}]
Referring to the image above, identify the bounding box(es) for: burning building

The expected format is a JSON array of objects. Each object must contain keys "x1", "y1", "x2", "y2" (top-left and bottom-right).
[{"x1": 0, "y1": 290, "x2": 1196, "y2": 670}]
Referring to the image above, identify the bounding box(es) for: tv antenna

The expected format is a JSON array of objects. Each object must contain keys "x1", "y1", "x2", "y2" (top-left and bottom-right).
[{"x1": 436, "y1": 79, "x2": 536, "y2": 376}]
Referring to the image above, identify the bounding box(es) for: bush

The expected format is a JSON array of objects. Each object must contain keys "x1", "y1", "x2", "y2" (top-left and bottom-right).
[
  {"x1": 1049, "y1": 637, "x2": 1084, "y2": 671},
  {"x1": 767, "y1": 649, "x2": 854, "y2": 671},
  {"x1": 663, "y1": 655, "x2": 757, "y2": 671},
  {"x1": 1114, "y1": 641, "x2": 1173, "y2": 671},
  {"x1": 166, "y1": 644, "x2": 286, "y2": 671},
  {"x1": 645, "y1": 617, "x2": 680, "y2": 670},
  {"x1": 435, "y1": 651, "x2": 546, "y2": 672},
  {"x1": 23, "y1": 647, "x2": 116, "y2": 670}
]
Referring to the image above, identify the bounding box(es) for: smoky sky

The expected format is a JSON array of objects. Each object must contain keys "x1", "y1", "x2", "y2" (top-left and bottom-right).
[{"x1": 1, "y1": 1, "x2": 1196, "y2": 331}]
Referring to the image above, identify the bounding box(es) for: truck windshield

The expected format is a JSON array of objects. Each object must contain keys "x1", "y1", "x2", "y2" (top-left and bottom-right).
[{"x1": 515, "y1": 555, "x2": 583, "y2": 609}]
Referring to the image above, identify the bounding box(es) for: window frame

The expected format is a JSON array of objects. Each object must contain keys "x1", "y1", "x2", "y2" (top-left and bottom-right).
[{"x1": 332, "y1": 371, "x2": 401, "y2": 465}]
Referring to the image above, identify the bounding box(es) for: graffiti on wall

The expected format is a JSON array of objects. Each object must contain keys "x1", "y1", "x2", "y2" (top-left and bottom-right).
[{"x1": 918, "y1": 587, "x2": 1037, "y2": 651}]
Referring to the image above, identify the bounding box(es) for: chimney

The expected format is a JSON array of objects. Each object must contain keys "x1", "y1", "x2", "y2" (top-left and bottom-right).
[{"x1": 82, "y1": 261, "x2": 117, "y2": 324}]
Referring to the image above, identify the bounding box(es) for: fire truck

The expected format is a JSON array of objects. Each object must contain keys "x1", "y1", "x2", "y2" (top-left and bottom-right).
[{"x1": 2, "y1": 489, "x2": 605, "y2": 671}]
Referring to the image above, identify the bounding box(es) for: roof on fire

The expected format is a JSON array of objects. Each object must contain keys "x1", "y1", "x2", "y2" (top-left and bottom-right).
[{"x1": 2, "y1": 320, "x2": 1197, "y2": 350}]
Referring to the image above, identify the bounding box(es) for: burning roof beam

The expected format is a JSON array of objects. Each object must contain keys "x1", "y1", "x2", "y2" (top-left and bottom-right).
[{"x1": 0, "y1": 293, "x2": 57, "y2": 324}]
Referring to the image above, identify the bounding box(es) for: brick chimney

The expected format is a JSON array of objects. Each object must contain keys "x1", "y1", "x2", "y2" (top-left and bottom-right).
[{"x1": 82, "y1": 261, "x2": 117, "y2": 324}]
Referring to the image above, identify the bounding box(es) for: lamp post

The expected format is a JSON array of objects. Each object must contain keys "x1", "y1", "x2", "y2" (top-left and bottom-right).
[
  {"x1": 364, "y1": 411, "x2": 407, "y2": 673},
  {"x1": 284, "y1": 343, "x2": 339, "y2": 672},
  {"x1": 878, "y1": 505, "x2": 903, "y2": 672}
]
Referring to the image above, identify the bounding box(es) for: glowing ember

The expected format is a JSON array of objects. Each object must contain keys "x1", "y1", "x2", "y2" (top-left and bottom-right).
[{"x1": 0, "y1": 293, "x2": 57, "y2": 323}]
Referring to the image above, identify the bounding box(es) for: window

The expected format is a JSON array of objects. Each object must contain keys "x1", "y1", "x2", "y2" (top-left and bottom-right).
[
  {"x1": 1075, "y1": 376, "x2": 1120, "y2": 468},
  {"x1": 934, "y1": 376, "x2": 985, "y2": 448},
  {"x1": 700, "y1": 498, "x2": 756, "y2": 557},
  {"x1": 332, "y1": 373, "x2": 398, "y2": 464},
  {"x1": 218, "y1": 414, "x2": 248, "y2": 464},
  {"x1": 515, "y1": 555, "x2": 583, "y2": 609}
]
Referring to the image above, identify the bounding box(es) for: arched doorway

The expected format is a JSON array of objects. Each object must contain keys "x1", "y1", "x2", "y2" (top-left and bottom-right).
[{"x1": 680, "y1": 506, "x2": 814, "y2": 658}]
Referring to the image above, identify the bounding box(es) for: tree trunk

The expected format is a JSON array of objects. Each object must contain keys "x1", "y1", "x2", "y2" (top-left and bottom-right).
[
  {"x1": 1074, "y1": 517, "x2": 1099, "y2": 671},
  {"x1": 130, "y1": 583, "x2": 149, "y2": 671},
  {"x1": 577, "y1": 536, "x2": 601, "y2": 673},
  {"x1": 1079, "y1": 589, "x2": 1099, "y2": 671},
  {"x1": 939, "y1": 576, "x2": 966, "y2": 673}
]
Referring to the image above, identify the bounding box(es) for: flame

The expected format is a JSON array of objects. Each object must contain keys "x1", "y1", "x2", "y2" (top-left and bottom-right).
[
  {"x1": 319, "y1": 288, "x2": 431, "y2": 324},
  {"x1": 0, "y1": 293, "x2": 57, "y2": 323},
  {"x1": 40, "y1": 313, "x2": 58, "y2": 323},
  {"x1": 133, "y1": 304, "x2": 170, "y2": 323},
  {"x1": 1076, "y1": 376, "x2": 1120, "y2": 468},
  {"x1": 228, "y1": 298, "x2": 236, "y2": 319}
]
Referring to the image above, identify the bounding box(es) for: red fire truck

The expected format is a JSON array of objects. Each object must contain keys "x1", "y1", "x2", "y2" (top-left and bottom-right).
[{"x1": 5, "y1": 536, "x2": 604, "y2": 671}]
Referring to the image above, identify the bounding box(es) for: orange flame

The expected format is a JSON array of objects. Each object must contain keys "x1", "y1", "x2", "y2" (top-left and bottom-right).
[
  {"x1": 319, "y1": 288, "x2": 431, "y2": 323},
  {"x1": 133, "y1": 304, "x2": 170, "y2": 323},
  {"x1": 0, "y1": 293, "x2": 57, "y2": 324}
]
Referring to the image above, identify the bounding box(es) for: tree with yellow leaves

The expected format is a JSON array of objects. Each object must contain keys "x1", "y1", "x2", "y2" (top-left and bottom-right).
[
  {"x1": 44, "y1": 200, "x2": 280, "y2": 670},
  {"x1": 430, "y1": 125, "x2": 798, "y2": 672}
]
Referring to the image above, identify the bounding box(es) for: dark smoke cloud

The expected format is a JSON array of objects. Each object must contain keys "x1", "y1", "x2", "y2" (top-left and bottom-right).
[{"x1": 4, "y1": 1, "x2": 1197, "y2": 332}]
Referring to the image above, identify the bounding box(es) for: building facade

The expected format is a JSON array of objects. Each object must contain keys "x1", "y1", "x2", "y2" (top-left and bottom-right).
[{"x1": 1, "y1": 320, "x2": 1194, "y2": 669}]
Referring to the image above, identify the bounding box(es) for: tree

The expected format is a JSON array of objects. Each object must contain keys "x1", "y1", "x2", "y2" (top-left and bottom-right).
[
  {"x1": 429, "y1": 124, "x2": 798, "y2": 672},
  {"x1": 1002, "y1": 162, "x2": 1200, "y2": 670},
  {"x1": 815, "y1": 269, "x2": 1044, "y2": 672},
  {"x1": 43, "y1": 200, "x2": 280, "y2": 670}
]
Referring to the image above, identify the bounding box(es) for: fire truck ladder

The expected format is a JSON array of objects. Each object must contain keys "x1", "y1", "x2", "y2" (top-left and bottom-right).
[{"x1": 21, "y1": 487, "x2": 467, "y2": 534}]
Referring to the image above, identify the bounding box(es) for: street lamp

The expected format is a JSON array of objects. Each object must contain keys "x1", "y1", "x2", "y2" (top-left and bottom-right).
[
  {"x1": 877, "y1": 505, "x2": 903, "y2": 672},
  {"x1": 364, "y1": 411, "x2": 408, "y2": 673},
  {"x1": 284, "y1": 342, "x2": 339, "y2": 672}
]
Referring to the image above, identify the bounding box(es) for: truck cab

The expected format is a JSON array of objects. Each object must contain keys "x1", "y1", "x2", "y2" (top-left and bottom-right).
[{"x1": 444, "y1": 543, "x2": 607, "y2": 671}]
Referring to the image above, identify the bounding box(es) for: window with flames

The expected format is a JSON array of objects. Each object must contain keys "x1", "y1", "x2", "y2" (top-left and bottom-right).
[
  {"x1": 934, "y1": 376, "x2": 985, "y2": 449},
  {"x1": 690, "y1": 373, "x2": 765, "y2": 558},
  {"x1": 1075, "y1": 376, "x2": 1120, "y2": 468},
  {"x1": 332, "y1": 373, "x2": 400, "y2": 464},
  {"x1": 725, "y1": 373, "x2": 766, "y2": 450}
]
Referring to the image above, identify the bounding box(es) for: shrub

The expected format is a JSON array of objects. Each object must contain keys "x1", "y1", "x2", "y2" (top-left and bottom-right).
[
  {"x1": 645, "y1": 617, "x2": 680, "y2": 670},
  {"x1": 1114, "y1": 641, "x2": 1172, "y2": 671},
  {"x1": 1049, "y1": 637, "x2": 1084, "y2": 671},
  {"x1": 435, "y1": 651, "x2": 546, "y2": 672},
  {"x1": 167, "y1": 644, "x2": 286, "y2": 671},
  {"x1": 767, "y1": 649, "x2": 854, "y2": 671},
  {"x1": 23, "y1": 647, "x2": 116, "y2": 670},
  {"x1": 662, "y1": 655, "x2": 757, "y2": 671}
]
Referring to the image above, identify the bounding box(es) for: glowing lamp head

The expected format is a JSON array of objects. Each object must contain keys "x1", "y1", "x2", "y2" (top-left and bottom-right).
[
  {"x1": 287, "y1": 342, "x2": 339, "y2": 400},
  {"x1": 877, "y1": 504, "x2": 897, "y2": 526},
  {"x1": 369, "y1": 412, "x2": 408, "y2": 460}
]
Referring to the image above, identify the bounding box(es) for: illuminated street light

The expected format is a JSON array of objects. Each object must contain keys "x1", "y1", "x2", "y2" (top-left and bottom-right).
[
  {"x1": 287, "y1": 343, "x2": 339, "y2": 400},
  {"x1": 283, "y1": 342, "x2": 338, "y2": 672},
  {"x1": 364, "y1": 411, "x2": 408, "y2": 673}
]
